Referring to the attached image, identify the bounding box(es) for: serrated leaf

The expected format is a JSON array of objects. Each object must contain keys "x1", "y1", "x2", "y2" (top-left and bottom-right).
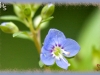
[
  {"x1": 41, "y1": 16, "x2": 54, "y2": 23},
  {"x1": 39, "y1": 60, "x2": 44, "y2": 68},
  {"x1": 13, "y1": 31, "x2": 33, "y2": 40}
]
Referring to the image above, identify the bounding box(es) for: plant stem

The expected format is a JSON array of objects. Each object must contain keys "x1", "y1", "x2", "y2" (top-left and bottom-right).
[
  {"x1": 28, "y1": 17, "x2": 41, "y2": 54},
  {"x1": 28, "y1": 17, "x2": 50, "y2": 70},
  {"x1": 37, "y1": 29, "x2": 41, "y2": 46}
]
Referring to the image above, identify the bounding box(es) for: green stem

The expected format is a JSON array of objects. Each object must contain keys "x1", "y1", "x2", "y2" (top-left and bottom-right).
[
  {"x1": 28, "y1": 17, "x2": 41, "y2": 54},
  {"x1": 28, "y1": 17, "x2": 50, "y2": 70},
  {"x1": 37, "y1": 29, "x2": 41, "y2": 46},
  {"x1": 23, "y1": 19, "x2": 30, "y2": 28}
]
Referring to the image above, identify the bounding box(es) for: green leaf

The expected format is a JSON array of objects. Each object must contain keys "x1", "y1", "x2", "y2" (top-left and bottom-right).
[
  {"x1": 39, "y1": 60, "x2": 44, "y2": 68},
  {"x1": 0, "y1": 15, "x2": 29, "y2": 27},
  {"x1": 0, "y1": 15, "x2": 22, "y2": 22},
  {"x1": 13, "y1": 31, "x2": 33, "y2": 40},
  {"x1": 41, "y1": 16, "x2": 54, "y2": 23}
]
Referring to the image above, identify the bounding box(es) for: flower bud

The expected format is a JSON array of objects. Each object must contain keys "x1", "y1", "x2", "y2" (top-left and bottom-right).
[
  {"x1": 31, "y1": 3, "x2": 41, "y2": 17},
  {"x1": 33, "y1": 15, "x2": 49, "y2": 29},
  {"x1": 24, "y1": 7, "x2": 32, "y2": 18},
  {"x1": 41, "y1": 3, "x2": 55, "y2": 19},
  {"x1": 31, "y1": 3, "x2": 41, "y2": 11},
  {"x1": 0, "y1": 22, "x2": 19, "y2": 34},
  {"x1": 13, "y1": 4, "x2": 24, "y2": 19}
]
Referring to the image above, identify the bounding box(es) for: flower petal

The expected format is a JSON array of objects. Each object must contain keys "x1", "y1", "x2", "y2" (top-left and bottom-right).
[
  {"x1": 43, "y1": 29, "x2": 66, "y2": 50},
  {"x1": 40, "y1": 53, "x2": 55, "y2": 65},
  {"x1": 40, "y1": 47, "x2": 55, "y2": 65},
  {"x1": 41, "y1": 47, "x2": 50, "y2": 54},
  {"x1": 59, "y1": 38, "x2": 80, "y2": 57},
  {"x1": 55, "y1": 55, "x2": 69, "y2": 69}
]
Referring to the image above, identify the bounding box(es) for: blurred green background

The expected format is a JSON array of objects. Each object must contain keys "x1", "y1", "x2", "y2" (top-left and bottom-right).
[{"x1": 0, "y1": 4, "x2": 100, "y2": 71}]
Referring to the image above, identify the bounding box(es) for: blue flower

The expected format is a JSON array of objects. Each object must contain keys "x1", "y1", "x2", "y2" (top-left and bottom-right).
[{"x1": 40, "y1": 29, "x2": 80, "y2": 69}]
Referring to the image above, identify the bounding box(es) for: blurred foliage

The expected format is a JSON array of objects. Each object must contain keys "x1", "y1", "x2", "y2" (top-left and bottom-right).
[
  {"x1": 0, "y1": 4, "x2": 100, "y2": 71},
  {"x1": 77, "y1": 8, "x2": 100, "y2": 71}
]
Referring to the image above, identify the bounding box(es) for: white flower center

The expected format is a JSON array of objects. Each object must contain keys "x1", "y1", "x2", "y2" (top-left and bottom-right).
[{"x1": 51, "y1": 45, "x2": 70, "y2": 60}]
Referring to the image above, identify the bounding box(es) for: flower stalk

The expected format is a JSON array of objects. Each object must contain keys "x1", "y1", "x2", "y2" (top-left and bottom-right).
[{"x1": 28, "y1": 17, "x2": 41, "y2": 54}]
